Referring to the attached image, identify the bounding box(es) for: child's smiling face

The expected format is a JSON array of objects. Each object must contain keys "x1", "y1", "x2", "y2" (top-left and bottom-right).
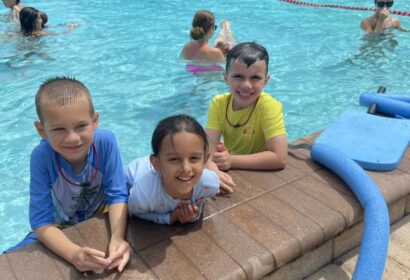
[
  {"x1": 150, "y1": 131, "x2": 208, "y2": 200},
  {"x1": 224, "y1": 59, "x2": 270, "y2": 111},
  {"x1": 35, "y1": 99, "x2": 98, "y2": 172}
]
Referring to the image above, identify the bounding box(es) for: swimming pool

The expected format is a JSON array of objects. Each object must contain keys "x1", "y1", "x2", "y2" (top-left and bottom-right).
[{"x1": 1, "y1": 0, "x2": 410, "y2": 252}]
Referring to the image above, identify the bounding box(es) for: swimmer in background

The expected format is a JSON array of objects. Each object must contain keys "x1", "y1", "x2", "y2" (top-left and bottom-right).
[
  {"x1": 214, "y1": 20, "x2": 237, "y2": 56},
  {"x1": 361, "y1": 0, "x2": 407, "y2": 34},
  {"x1": 181, "y1": 10, "x2": 225, "y2": 63},
  {"x1": 19, "y1": 7, "x2": 78, "y2": 37},
  {"x1": 2, "y1": 0, "x2": 23, "y2": 22}
]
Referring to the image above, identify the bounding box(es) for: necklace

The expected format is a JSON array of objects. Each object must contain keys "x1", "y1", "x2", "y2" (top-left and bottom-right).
[
  {"x1": 225, "y1": 94, "x2": 259, "y2": 128},
  {"x1": 54, "y1": 143, "x2": 98, "y2": 188}
]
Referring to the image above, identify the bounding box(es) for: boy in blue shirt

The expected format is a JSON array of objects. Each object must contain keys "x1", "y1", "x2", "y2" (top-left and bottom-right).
[{"x1": 8, "y1": 77, "x2": 130, "y2": 273}]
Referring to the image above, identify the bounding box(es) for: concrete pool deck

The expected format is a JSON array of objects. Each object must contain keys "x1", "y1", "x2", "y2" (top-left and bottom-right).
[{"x1": 1, "y1": 132, "x2": 409, "y2": 279}]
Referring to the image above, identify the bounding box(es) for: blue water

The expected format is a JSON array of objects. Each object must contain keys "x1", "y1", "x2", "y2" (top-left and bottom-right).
[{"x1": 1, "y1": 0, "x2": 410, "y2": 251}]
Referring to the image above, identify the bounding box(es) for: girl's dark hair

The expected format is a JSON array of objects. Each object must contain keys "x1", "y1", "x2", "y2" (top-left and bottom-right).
[
  {"x1": 190, "y1": 10, "x2": 215, "y2": 41},
  {"x1": 40, "y1": 11, "x2": 48, "y2": 28},
  {"x1": 19, "y1": 7, "x2": 40, "y2": 35},
  {"x1": 16, "y1": 0, "x2": 20, "y2": 4},
  {"x1": 226, "y1": 42, "x2": 269, "y2": 74},
  {"x1": 151, "y1": 114, "x2": 208, "y2": 156}
]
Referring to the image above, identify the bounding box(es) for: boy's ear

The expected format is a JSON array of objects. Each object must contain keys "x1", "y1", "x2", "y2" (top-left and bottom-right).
[
  {"x1": 149, "y1": 155, "x2": 160, "y2": 172},
  {"x1": 264, "y1": 74, "x2": 271, "y2": 86},
  {"x1": 34, "y1": 121, "x2": 47, "y2": 139},
  {"x1": 223, "y1": 72, "x2": 228, "y2": 84},
  {"x1": 92, "y1": 112, "x2": 99, "y2": 128}
]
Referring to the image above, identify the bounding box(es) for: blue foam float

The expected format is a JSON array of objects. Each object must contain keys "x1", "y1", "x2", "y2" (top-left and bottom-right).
[
  {"x1": 311, "y1": 93, "x2": 410, "y2": 280},
  {"x1": 360, "y1": 93, "x2": 410, "y2": 119},
  {"x1": 311, "y1": 143, "x2": 389, "y2": 280},
  {"x1": 314, "y1": 110, "x2": 410, "y2": 171}
]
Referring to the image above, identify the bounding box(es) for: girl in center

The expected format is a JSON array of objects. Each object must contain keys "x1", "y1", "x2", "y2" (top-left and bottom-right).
[{"x1": 126, "y1": 114, "x2": 220, "y2": 225}]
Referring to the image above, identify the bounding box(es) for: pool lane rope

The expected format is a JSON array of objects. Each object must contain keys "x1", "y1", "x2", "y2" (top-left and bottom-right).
[
  {"x1": 279, "y1": 0, "x2": 410, "y2": 17},
  {"x1": 311, "y1": 143, "x2": 389, "y2": 280}
]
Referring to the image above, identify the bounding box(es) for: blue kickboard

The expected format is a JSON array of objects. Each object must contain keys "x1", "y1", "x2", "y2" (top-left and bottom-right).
[{"x1": 315, "y1": 110, "x2": 410, "y2": 171}]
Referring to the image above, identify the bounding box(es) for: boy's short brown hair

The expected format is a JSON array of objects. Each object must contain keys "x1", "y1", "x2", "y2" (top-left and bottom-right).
[
  {"x1": 35, "y1": 76, "x2": 94, "y2": 123},
  {"x1": 225, "y1": 42, "x2": 269, "y2": 74}
]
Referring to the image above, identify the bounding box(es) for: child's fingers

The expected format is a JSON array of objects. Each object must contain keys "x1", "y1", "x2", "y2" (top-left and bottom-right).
[
  {"x1": 116, "y1": 250, "x2": 131, "y2": 272},
  {"x1": 81, "y1": 259, "x2": 106, "y2": 271},
  {"x1": 83, "y1": 247, "x2": 106, "y2": 258},
  {"x1": 108, "y1": 257, "x2": 122, "y2": 270}
]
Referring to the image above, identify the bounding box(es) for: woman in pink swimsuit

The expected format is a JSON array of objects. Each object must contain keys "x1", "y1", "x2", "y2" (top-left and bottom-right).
[{"x1": 181, "y1": 10, "x2": 227, "y2": 75}]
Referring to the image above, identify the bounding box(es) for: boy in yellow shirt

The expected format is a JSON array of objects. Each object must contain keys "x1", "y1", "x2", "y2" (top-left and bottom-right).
[{"x1": 205, "y1": 42, "x2": 287, "y2": 192}]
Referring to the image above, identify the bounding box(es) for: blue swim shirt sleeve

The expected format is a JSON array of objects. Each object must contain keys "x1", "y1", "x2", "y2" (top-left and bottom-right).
[
  {"x1": 29, "y1": 142, "x2": 56, "y2": 231},
  {"x1": 95, "y1": 129, "x2": 128, "y2": 205},
  {"x1": 199, "y1": 169, "x2": 220, "y2": 198}
]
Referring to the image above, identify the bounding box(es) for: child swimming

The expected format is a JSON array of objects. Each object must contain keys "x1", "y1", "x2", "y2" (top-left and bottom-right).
[
  {"x1": 126, "y1": 114, "x2": 220, "y2": 225},
  {"x1": 19, "y1": 7, "x2": 78, "y2": 37}
]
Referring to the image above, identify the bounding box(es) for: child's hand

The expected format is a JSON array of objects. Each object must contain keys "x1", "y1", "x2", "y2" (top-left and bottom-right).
[
  {"x1": 378, "y1": 8, "x2": 389, "y2": 21},
  {"x1": 71, "y1": 246, "x2": 109, "y2": 272},
  {"x1": 216, "y1": 170, "x2": 235, "y2": 193},
  {"x1": 212, "y1": 143, "x2": 232, "y2": 171},
  {"x1": 107, "y1": 237, "x2": 132, "y2": 272},
  {"x1": 172, "y1": 201, "x2": 199, "y2": 224}
]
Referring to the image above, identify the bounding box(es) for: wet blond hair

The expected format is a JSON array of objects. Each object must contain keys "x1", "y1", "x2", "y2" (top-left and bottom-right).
[{"x1": 35, "y1": 76, "x2": 94, "y2": 123}]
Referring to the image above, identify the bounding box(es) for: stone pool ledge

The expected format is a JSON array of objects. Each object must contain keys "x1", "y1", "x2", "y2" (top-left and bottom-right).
[{"x1": 1, "y1": 132, "x2": 410, "y2": 280}]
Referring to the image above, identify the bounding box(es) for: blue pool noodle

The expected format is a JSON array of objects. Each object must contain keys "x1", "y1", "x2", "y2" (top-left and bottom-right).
[
  {"x1": 360, "y1": 93, "x2": 410, "y2": 118},
  {"x1": 311, "y1": 143, "x2": 389, "y2": 280}
]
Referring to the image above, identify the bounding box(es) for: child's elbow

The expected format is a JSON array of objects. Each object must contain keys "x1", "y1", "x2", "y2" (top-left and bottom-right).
[{"x1": 276, "y1": 155, "x2": 287, "y2": 170}]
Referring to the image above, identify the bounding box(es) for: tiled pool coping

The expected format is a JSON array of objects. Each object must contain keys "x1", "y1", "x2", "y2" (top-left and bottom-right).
[{"x1": 1, "y1": 132, "x2": 409, "y2": 279}]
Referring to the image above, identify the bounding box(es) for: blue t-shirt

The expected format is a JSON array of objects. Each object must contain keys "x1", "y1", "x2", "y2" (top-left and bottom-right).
[{"x1": 29, "y1": 128, "x2": 128, "y2": 231}]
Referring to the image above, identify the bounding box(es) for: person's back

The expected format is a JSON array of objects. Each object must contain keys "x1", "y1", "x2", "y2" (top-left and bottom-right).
[{"x1": 181, "y1": 10, "x2": 224, "y2": 64}]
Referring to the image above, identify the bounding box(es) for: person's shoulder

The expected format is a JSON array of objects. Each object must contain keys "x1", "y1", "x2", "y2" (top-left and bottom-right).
[
  {"x1": 209, "y1": 47, "x2": 225, "y2": 62},
  {"x1": 258, "y1": 93, "x2": 283, "y2": 111},
  {"x1": 181, "y1": 41, "x2": 194, "y2": 59},
  {"x1": 197, "y1": 168, "x2": 220, "y2": 195},
  {"x1": 93, "y1": 128, "x2": 117, "y2": 143},
  {"x1": 392, "y1": 18, "x2": 401, "y2": 28},
  {"x1": 201, "y1": 169, "x2": 219, "y2": 186},
  {"x1": 211, "y1": 92, "x2": 230, "y2": 102},
  {"x1": 31, "y1": 139, "x2": 52, "y2": 157},
  {"x1": 126, "y1": 156, "x2": 152, "y2": 177},
  {"x1": 209, "y1": 92, "x2": 230, "y2": 110},
  {"x1": 259, "y1": 92, "x2": 280, "y2": 103}
]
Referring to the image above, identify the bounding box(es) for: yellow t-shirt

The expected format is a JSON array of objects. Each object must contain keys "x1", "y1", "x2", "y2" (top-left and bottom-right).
[{"x1": 206, "y1": 92, "x2": 286, "y2": 155}]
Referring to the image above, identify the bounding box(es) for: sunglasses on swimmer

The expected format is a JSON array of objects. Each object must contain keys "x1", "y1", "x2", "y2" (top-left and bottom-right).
[{"x1": 376, "y1": 1, "x2": 394, "y2": 8}]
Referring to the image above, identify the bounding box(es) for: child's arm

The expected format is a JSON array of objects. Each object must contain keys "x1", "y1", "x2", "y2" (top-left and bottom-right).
[
  {"x1": 205, "y1": 128, "x2": 235, "y2": 193},
  {"x1": 34, "y1": 225, "x2": 109, "y2": 272},
  {"x1": 29, "y1": 145, "x2": 108, "y2": 272},
  {"x1": 106, "y1": 202, "x2": 131, "y2": 272},
  {"x1": 213, "y1": 135, "x2": 287, "y2": 170}
]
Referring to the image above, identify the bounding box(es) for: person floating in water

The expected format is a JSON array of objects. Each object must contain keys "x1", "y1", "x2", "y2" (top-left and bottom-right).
[
  {"x1": 19, "y1": 7, "x2": 78, "y2": 37},
  {"x1": 361, "y1": 0, "x2": 407, "y2": 34},
  {"x1": 181, "y1": 10, "x2": 237, "y2": 75},
  {"x1": 214, "y1": 20, "x2": 236, "y2": 56}
]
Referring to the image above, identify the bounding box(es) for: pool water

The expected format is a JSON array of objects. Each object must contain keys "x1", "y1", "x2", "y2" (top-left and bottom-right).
[{"x1": 1, "y1": 0, "x2": 410, "y2": 251}]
